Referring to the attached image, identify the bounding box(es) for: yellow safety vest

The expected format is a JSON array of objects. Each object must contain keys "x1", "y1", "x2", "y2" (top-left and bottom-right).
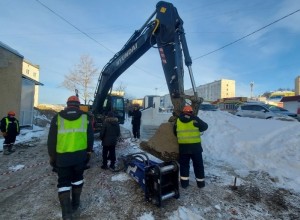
[
  {"x1": 5, "y1": 117, "x2": 19, "y2": 133},
  {"x1": 176, "y1": 119, "x2": 201, "y2": 144},
  {"x1": 56, "y1": 114, "x2": 88, "y2": 153}
]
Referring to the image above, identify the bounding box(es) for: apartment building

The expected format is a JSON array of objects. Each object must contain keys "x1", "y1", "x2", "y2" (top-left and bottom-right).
[
  {"x1": 160, "y1": 79, "x2": 236, "y2": 109},
  {"x1": 186, "y1": 79, "x2": 235, "y2": 102},
  {"x1": 0, "y1": 41, "x2": 43, "y2": 127},
  {"x1": 0, "y1": 42, "x2": 23, "y2": 119},
  {"x1": 22, "y1": 59, "x2": 40, "y2": 107}
]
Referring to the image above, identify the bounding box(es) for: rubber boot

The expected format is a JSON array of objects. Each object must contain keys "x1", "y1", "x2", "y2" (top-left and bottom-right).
[
  {"x1": 3, "y1": 145, "x2": 11, "y2": 155},
  {"x1": 8, "y1": 144, "x2": 16, "y2": 153},
  {"x1": 197, "y1": 180, "x2": 205, "y2": 188},
  {"x1": 180, "y1": 179, "x2": 189, "y2": 189},
  {"x1": 109, "y1": 163, "x2": 115, "y2": 171},
  {"x1": 59, "y1": 191, "x2": 73, "y2": 220},
  {"x1": 72, "y1": 186, "x2": 82, "y2": 211}
]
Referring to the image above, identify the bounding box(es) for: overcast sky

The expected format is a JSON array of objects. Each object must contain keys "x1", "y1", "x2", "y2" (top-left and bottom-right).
[{"x1": 1, "y1": 0, "x2": 300, "y2": 104}]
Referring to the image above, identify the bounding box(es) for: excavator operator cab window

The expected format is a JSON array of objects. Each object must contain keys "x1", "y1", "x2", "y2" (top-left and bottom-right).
[{"x1": 103, "y1": 95, "x2": 125, "y2": 124}]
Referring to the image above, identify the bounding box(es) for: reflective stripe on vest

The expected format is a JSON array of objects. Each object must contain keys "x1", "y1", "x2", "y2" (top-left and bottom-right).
[
  {"x1": 56, "y1": 114, "x2": 87, "y2": 153},
  {"x1": 176, "y1": 119, "x2": 201, "y2": 144},
  {"x1": 5, "y1": 117, "x2": 19, "y2": 133}
]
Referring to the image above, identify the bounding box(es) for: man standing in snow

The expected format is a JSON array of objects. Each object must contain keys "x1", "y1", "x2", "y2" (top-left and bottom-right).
[
  {"x1": 130, "y1": 105, "x2": 142, "y2": 142},
  {"x1": 1, "y1": 111, "x2": 20, "y2": 155},
  {"x1": 100, "y1": 111, "x2": 120, "y2": 170},
  {"x1": 47, "y1": 96, "x2": 94, "y2": 219},
  {"x1": 173, "y1": 105, "x2": 208, "y2": 189}
]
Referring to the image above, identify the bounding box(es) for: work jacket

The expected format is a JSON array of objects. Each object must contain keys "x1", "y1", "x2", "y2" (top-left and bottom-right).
[
  {"x1": 0, "y1": 116, "x2": 20, "y2": 137},
  {"x1": 47, "y1": 107, "x2": 94, "y2": 167},
  {"x1": 100, "y1": 116, "x2": 120, "y2": 147},
  {"x1": 131, "y1": 109, "x2": 142, "y2": 126},
  {"x1": 173, "y1": 113, "x2": 208, "y2": 154}
]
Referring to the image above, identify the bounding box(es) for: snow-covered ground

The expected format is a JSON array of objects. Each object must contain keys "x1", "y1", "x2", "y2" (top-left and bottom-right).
[
  {"x1": 117, "y1": 110, "x2": 300, "y2": 219},
  {"x1": 1, "y1": 110, "x2": 300, "y2": 219},
  {"x1": 125, "y1": 110, "x2": 300, "y2": 193}
]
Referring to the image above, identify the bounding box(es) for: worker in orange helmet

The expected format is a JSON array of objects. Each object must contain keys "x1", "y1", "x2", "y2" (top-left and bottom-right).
[
  {"x1": 47, "y1": 95, "x2": 94, "y2": 219},
  {"x1": 1, "y1": 111, "x2": 20, "y2": 155},
  {"x1": 173, "y1": 105, "x2": 208, "y2": 189}
]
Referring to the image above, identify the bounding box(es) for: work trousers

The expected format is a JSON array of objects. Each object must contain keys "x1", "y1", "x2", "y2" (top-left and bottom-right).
[
  {"x1": 4, "y1": 135, "x2": 17, "y2": 145},
  {"x1": 57, "y1": 163, "x2": 85, "y2": 192},
  {"x1": 132, "y1": 123, "x2": 140, "y2": 139},
  {"x1": 179, "y1": 152, "x2": 205, "y2": 180},
  {"x1": 102, "y1": 145, "x2": 116, "y2": 166}
]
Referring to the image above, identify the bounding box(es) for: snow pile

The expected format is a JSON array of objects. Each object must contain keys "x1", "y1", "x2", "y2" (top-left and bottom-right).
[
  {"x1": 200, "y1": 110, "x2": 300, "y2": 192},
  {"x1": 8, "y1": 164, "x2": 25, "y2": 171}
]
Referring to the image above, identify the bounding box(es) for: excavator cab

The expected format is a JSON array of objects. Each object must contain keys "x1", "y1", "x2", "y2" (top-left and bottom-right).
[
  {"x1": 91, "y1": 94, "x2": 125, "y2": 131},
  {"x1": 75, "y1": 89, "x2": 125, "y2": 131},
  {"x1": 102, "y1": 94, "x2": 125, "y2": 124}
]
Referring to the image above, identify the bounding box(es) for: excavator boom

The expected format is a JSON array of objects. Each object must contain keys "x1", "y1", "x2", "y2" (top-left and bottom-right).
[{"x1": 92, "y1": 1, "x2": 202, "y2": 124}]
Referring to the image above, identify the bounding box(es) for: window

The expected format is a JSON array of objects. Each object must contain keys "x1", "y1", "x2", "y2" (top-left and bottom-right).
[
  {"x1": 241, "y1": 105, "x2": 251, "y2": 110},
  {"x1": 252, "y1": 105, "x2": 264, "y2": 111}
]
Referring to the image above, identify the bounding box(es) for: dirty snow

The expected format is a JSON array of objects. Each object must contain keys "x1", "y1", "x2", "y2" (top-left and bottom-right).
[{"x1": 1, "y1": 110, "x2": 300, "y2": 219}]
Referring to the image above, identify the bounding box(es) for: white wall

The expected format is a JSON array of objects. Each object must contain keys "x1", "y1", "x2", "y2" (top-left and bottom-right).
[
  {"x1": 283, "y1": 101, "x2": 300, "y2": 113},
  {"x1": 141, "y1": 107, "x2": 172, "y2": 126}
]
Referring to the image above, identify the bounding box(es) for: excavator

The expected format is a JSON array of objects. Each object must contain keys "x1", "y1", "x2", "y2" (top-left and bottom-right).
[
  {"x1": 92, "y1": 1, "x2": 202, "y2": 130},
  {"x1": 91, "y1": 1, "x2": 203, "y2": 206}
]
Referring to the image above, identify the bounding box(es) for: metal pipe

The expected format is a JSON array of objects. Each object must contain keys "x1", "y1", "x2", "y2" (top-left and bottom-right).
[
  {"x1": 161, "y1": 191, "x2": 176, "y2": 201},
  {"x1": 139, "y1": 10, "x2": 156, "y2": 33},
  {"x1": 160, "y1": 165, "x2": 175, "y2": 174},
  {"x1": 187, "y1": 65, "x2": 197, "y2": 95}
]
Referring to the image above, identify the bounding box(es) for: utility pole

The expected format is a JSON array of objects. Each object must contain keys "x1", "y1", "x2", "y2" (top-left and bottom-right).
[{"x1": 250, "y1": 82, "x2": 254, "y2": 99}]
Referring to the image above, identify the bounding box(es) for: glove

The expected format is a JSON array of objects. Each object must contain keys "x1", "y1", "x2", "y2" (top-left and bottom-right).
[
  {"x1": 86, "y1": 152, "x2": 92, "y2": 163},
  {"x1": 2, "y1": 132, "x2": 7, "y2": 137},
  {"x1": 49, "y1": 157, "x2": 58, "y2": 173},
  {"x1": 84, "y1": 152, "x2": 92, "y2": 170},
  {"x1": 49, "y1": 157, "x2": 56, "y2": 167}
]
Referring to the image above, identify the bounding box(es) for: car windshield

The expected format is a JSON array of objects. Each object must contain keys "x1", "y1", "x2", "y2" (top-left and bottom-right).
[{"x1": 265, "y1": 104, "x2": 288, "y2": 112}]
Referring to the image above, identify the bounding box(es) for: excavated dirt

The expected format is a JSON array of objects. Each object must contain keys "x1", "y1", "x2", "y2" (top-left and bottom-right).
[{"x1": 140, "y1": 122, "x2": 179, "y2": 161}]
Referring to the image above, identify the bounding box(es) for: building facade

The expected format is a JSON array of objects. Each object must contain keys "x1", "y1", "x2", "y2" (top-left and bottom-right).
[
  {"x1": 22, "y1": 60, "x2": 40, "y2": 107},
  {"x1": 281, "y1": 96, "x2": 300, "y2": 114},
  {"x1": 0, "y1": 42, "x2": 23, "y2": 120},
  {"x1": 0, "y1": 41, "x2": 43, "y2": 127},
  {"x1": 186, "y1": 79, "x2": 235, "y2": 102},
  {"x1": 160, "y1": 79, "x2": 236, "y2": 110}
]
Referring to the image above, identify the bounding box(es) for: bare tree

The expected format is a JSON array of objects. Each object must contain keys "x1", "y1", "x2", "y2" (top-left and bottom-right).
[{"x1": 62, "y1": 55, "x2": 99, "y2": 104}]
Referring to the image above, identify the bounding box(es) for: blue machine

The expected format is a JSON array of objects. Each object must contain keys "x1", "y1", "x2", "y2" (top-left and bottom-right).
[{"x1": 121, "y1": 152, "x2": 180, "y2": 207}]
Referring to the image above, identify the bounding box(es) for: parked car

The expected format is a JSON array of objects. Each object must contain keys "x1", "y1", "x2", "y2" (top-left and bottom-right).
[
  {"x1": 235, "y1": 103, "x2": 299, "y2": 121},
  {"x1": 267, "y1": 105, "x2": 299, "y2": 121},
  {"x1": 199, "y1": 103, "x2": 219, "y2": 111}
]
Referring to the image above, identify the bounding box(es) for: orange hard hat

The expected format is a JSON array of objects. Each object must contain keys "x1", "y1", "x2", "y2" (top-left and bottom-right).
[
  {"x1": 67, "y1": 96, "x2": 80, "y2": 106},
  {"x1": 7, "y1": 111, "x2": 16, "y2": 116},
  {"x1": 183, "y1": 105, "x2": 193, "y2": 113}
]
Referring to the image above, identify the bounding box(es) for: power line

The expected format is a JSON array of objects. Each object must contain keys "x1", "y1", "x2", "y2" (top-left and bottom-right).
[
  {"x1": 193, "y1": 9, "x2": 300, "y2": 61},
  {"x1": 34, "y1": 0, "x2": 162, "y2": 79},
  {"x1": 35, "y1": 0, "x2": 114, "y2": 54}
]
